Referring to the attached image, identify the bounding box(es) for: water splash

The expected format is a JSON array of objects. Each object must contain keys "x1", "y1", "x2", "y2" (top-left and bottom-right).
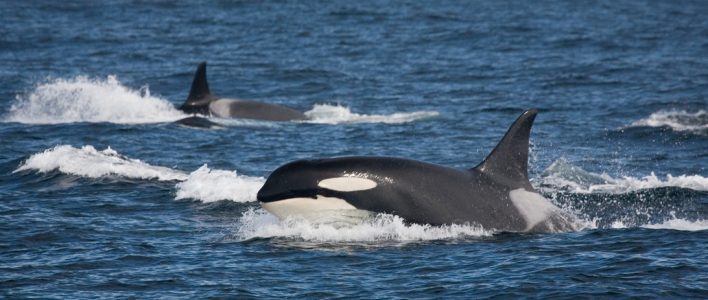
[
  {"x1": 175, "y1": 165, "x2": 264, "y2": 203},
  {"x1": 15, "y1": 145, "x2": 263, "y2": 203},
  {"x1": 629, "y1": 109, "x2": 708, "y2": 133},
  {"x1": 642, "y1": 218, "x2": 708, "y2": 231},
  {"x1": 235, "y1": 208, "x2": 492, "y2": 243},
  {"x1": 539, "y1": 158, "x2": 708, "y2": 193},
  {"x1": 14, "y1": 145, "x2": 188, "y2": 181},
  {"x1": 604, "y1": 218, "x2": 708, "y2": 231},
  {"x1": 538, "y1": 158, "x2": 706, "y2": 231},
  {"x1": 4, "y1": 76, "x2": 186, "y2": 124},
  {"x1": 303, "y1": 103, "x2": 439, "y2": 124}
]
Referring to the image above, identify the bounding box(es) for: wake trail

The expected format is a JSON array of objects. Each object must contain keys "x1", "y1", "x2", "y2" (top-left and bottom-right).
[
  {"x1": 15, "y1": 145, "x2": 264, "y2": 203},
  {"x1": 303, "y1": 103, "x2": 439, "y2": 124},
  {"x1": 3, "y1": 76, "x2": 438, "y2": 125},
  {"x1": 4, "y1": 76, "x2": 186, "y2": 124},
  {"x1": 538, "y1": 158, "x2": 708, "y2": 194},
  {"x1": 627, "y1": 109, "x2": 708, "y2": 134},
  {"x1": 537, "y1": 158, "x2": 707, "y2": 232}
]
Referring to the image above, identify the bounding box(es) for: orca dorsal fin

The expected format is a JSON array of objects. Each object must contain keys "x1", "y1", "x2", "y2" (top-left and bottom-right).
[
  {"x1": 473, "y1": 109, "x2": 538, "y2": 188},
  {"x1": 186, "y1": 62, "x2": 212, "y2": 104}
]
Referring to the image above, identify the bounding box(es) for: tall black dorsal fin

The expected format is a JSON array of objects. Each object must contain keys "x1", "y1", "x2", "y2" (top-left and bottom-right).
[
  {"x1": 186, "y1": 62, "x2": 212, "y2": 103},
  {"x1": 473, "y1": 109, "x2": 538, "y2": 188}
]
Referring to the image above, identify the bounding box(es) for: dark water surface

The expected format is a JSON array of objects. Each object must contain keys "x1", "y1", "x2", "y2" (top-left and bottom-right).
[{"x1": 1, "y1": 1, "x2": 707, "y2": 298}]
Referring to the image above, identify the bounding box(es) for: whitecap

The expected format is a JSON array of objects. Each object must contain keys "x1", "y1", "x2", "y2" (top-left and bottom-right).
[
  {"x1": 4, "y1": 76, "x2": 186, "y2": 124},
  {"x1": 629, "y1": 109, "x2": 708, "y2": 133},
  {"x1": 174, "y1": 164, "x2": 264, "y2": 203},
  {"x1": 539, "y1": 158, "x2": 708, "y2": 193},
  {"x1": 14, "y1": 145, "x2": 188, "y2": 181},
  {"x1": 642, "y1": 219, "x2": 708, "y2": 231},
  {"x1": 235, "y1": 208, "x2": 492, "y2": 243},
  {"x1": 16, "y1": 145, "x2": 263, "y2": 203},
  {"x1": 303, "y1": 103, "x2": 439, "y2": 124}
]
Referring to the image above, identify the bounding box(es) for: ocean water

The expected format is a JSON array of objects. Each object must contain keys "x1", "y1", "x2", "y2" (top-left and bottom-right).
[{"x1": 1, "y1": 1, "x2": 707, "y2": 298}]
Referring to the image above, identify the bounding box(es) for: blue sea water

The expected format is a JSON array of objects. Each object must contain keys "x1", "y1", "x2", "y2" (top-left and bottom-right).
[{"x1": 1, "y1": 0, "x2": 707, "y2": 298}]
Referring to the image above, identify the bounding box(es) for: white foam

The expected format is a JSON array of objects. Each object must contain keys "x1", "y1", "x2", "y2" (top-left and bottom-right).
[
  {"x1": 588, "y1": 173, "x2": 708, "y2": 193},
  {"x1": 4, "y1": 76, "x2": 186, "y2": 124},
  {"x1": 540, "y1": 158, "x2": 708, "y2": 193},
  {"x1": 16, "y1": 145, "x2": 263, "y2": 203},
  {"x1": 174, "y1": 165, "x2": 264, "y2": 203},
  {"x1": 303, "y1": 103, "x2": 439, "y2": 124},
  {"x1": 235, "y1": 208, "x2": 492, "y2": 242},
  {"x1": 629, "y1": 109, "x2": 708, "y2": 133},
  {"x1": 642, "y1": 219, "x2": 708, "y2": 231},
  {"x1": 15, "y1": 145, "x2": 188, "y2": 181},
  {"x1": 570, "y1": 217, "x2": 708, "y2": 232},
  {"x1": 608, "y1": 220, "x2": 628, "y2": 229}
]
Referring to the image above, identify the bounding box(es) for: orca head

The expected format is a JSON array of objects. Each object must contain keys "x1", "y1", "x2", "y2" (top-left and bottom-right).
[
  {"x1": 179, "y1": 62, "x2": 218, "y2": 116},
  {"x1": 257, "y1": 158, "x2": 383, "y2": 219}
]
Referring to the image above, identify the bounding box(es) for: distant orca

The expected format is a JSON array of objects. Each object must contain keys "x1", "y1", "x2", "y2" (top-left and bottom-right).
[
  {"x1": 173, "y1": 116, "x2": 222, "y2": 129},
  {"x1": 178, "y1": 62, "x2": 308, "y2": 121},
  {"x1": 257, "y1": 109, "x2": 576, "y2": 233}
]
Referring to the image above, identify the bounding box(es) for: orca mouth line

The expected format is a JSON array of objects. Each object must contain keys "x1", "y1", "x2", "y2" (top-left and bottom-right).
[{"x1": 257, "y1": 188, "x2": 347, "y2": 203}]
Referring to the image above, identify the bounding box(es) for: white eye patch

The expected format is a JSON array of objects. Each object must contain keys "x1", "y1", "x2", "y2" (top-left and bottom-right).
[{"x1": 318, "y1": 177, "x2": 377, "y2": 192}]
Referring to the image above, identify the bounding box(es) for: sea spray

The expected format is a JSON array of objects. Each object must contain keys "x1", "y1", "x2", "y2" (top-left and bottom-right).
[
  {"x1": 16, "y1": 145, "x2": 263, "y2": 203},
  {"x1": 539, "y1": 158, "x2": 708, "y2": 193},
  {"x1": 175, "y1": 165, "x2": 264, "y2": 203},
  {"x1": 14, "y1": 145, "x2": 188, "y2": 181},
  {"x1": 235, "y1": 208, "x2": 492, "y2": 243},
  {"x1": 629, "y1": 109, "x2": 708, "y2": 133},
  {"x1": 4, "y1": 76, "x2": 186, "y2": 124},
  {"x1": 303, "y1": 103, "x2": 439, "y2": 124}
]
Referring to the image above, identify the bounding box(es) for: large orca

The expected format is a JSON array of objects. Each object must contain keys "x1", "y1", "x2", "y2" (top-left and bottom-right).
[
  {"x1": 178, "y1": 62, "x2": 308, "y2": 121},
  {"x1": 257, "y1": 109, "x2": 576, "y2": 233}
]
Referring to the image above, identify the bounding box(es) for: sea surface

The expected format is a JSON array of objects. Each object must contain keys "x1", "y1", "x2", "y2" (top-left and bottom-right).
[{"x1": 1, "y1": 1, "x2": 707, "y2": 298}]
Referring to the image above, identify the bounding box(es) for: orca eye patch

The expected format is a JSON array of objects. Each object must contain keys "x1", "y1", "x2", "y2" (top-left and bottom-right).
[{"x1": 317, "y1": 177, "x2": 377, "y2": 192}]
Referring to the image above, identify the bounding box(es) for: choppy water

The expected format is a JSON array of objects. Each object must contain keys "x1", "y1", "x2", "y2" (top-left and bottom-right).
[{"x1": 1, "y1": 1, "x2": 707, "y2": 298}]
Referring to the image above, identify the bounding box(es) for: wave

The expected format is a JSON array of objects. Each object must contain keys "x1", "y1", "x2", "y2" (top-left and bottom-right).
[
  {"x1": 539, "y1": 158, "x2": 706, "y2": 232},
  {"x1": 3, "y1": 76, "x2": 187, "y2": 124},
  {"x1": 15, "y1": 145, "x2": 263, "y2": 203},
  {"x1": 605, "y1": 219, "x2": 708, "y2": 231},
  {"x1": 641, "y1": 218, "x2": 708, "y2": 231},
  {"x1": 14, "y1": 145, "x2": 188, "y2": 181},
  {"x1": 628, "y1": 109, "x2": 708, "y2": 133},
  {"x1": 235, "y1": 208, "x2": 492, "y2": 243},
  {"x1": 539, "y1": 158, "x2": 708, "y2": 193},
  {"x1": 303, "y1": 103, "x2": 439, "y2": 124},
  {"x1": 175, "y1": 165, "x2": 264, "y2": 203}
]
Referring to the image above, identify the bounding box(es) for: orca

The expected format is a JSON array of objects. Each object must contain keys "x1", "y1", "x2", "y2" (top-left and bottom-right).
[
  {"x1": 257, "y1": 109, "x2": 576, "y2": 233},
  {"x1": 174, "y1": 116, "x2": 222, "y2": 129},
  {"x1": 177, "y1": 62, "x2": 308, "y2": 121}
]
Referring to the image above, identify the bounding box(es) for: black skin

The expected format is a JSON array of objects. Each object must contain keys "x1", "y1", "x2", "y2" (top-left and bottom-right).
[{"x1": 174, "y1": 116, "x2": 220, "y2": 128}]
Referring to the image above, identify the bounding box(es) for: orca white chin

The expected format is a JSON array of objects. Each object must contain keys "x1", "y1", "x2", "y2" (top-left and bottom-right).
[{"x1": 261, "y1": 196, "x2": 373, "y2": 225}]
